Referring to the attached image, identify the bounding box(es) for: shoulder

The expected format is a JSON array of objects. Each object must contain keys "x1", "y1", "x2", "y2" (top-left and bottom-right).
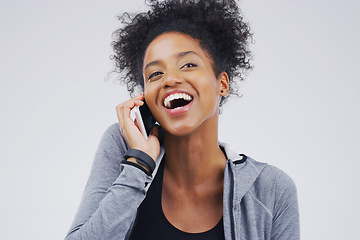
[
  {"x1": 247, "y1": 158, "x2": 298, "y2": 214},
  {"x1": 100, "y1": 123, "x2": 127, "y2": 148},
  {"x1": 94, "y1": 123, "x2": 128, "y2": 162},
  {"x1": 249, "y1": 158, "x2": 296, "y2": 190},
  {"x1": 231, "y1": 155, "x2": 299, "y2": 237},
  {"x1": 249, "y1": 156, "x2": 297, "y2": 197},
  {"x1": 257, "y1": 162, "x2": 297, "y2": 195},
  {"x1": 248, "y1": 159, "x2": 300, "y2": 238},
  {"x1": 102, "y1": 122, "x2": 122, "y2": 142}
]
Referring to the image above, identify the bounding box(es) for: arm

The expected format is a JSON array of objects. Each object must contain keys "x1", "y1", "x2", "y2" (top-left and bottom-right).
[
  {"x1": 65, "y1": 123, "x2": 153, "y2": 240},
  {"x1": 271, "y1": 171, "x2": 300, "y2": 240}
]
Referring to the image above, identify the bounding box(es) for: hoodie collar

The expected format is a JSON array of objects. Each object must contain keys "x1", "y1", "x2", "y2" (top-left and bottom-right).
[
  {"x1": 219, "y1": 142, "x2": 247, "y2": 164},
  {"x1": 220, "y1": 142, "x2": 268, "y2": 204}
]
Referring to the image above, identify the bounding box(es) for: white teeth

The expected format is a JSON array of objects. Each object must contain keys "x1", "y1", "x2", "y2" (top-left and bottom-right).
[{"x1": 164, "y1": 93, "x2": 193, "y2": 108}]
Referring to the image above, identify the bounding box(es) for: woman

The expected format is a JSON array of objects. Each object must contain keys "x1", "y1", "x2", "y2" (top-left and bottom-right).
[{"x1": 65, "y1": 0, "x2": 300, "y2": 239}]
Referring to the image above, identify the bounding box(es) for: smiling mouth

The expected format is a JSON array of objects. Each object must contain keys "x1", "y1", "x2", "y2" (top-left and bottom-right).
[{"x1": 164, "y1": 93, "x2": 193, "y2": 109}]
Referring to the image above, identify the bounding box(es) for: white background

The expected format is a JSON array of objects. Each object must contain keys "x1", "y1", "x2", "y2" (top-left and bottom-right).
[{"x1": 0, "y1": 0, "x2": 359, "y2": 239}]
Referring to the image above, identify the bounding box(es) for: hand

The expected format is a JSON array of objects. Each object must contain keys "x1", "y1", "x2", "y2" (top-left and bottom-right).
[{"x1": 116, "y1": 94, "x2": 160, "y2": 163}]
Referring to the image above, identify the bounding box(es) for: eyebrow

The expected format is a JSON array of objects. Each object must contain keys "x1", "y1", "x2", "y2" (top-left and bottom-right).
[
  {"x1": 177, "y1": 50, "x2": 200, "y2": 58},
  {"x1": 143, "y1": 51, "x2": 200, "y2": 72}
]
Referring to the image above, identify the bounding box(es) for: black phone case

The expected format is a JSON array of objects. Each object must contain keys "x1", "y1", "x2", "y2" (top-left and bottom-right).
[{"x1": 139, "y1": 101, "x2": 157, "y2": 136}]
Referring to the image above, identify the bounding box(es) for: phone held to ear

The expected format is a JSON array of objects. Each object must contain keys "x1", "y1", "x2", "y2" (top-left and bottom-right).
[{"x1": 133, "y1": 100, "x2": 157, "y2": 140}]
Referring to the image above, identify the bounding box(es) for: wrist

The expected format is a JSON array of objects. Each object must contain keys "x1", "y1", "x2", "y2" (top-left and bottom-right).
[
  {"x1": 127, "y1": 157, "x2": 150, "y2": 172},
  {"x1": 124, "y1": 149, "x2": 156, "y2": 174}
]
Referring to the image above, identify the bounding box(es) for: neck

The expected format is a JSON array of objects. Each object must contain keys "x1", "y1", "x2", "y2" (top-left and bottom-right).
[{"x1": 163, "y1": 114, "x2": 226, "y2": 188}]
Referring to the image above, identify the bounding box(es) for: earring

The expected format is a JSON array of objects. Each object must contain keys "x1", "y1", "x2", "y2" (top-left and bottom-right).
[{"x1": 221, "y1": 90, "x2": 224, "y2": 93}]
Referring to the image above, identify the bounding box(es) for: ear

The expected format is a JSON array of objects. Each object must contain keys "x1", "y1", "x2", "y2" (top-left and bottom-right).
[{"x1": 217, "y1": 72, "x2": 229, "y2": 97}]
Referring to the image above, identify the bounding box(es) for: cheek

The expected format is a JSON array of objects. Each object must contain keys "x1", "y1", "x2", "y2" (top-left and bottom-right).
[
  {"x1": 199, "y1": 74, "x2": 219, "y2": 96},
  {"x1": 144, "y1": 83, "x2": 161, "y2": 112},
  {"x1": 198, "y1": 75, "x2": 221, "y2": 110},
  {"x1": 144, "y1": 82, "x2": 156, "y2": 98}
]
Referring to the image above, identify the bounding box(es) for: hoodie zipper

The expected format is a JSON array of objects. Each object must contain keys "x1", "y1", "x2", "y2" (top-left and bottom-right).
[{"x1": 228, "y1": 161, "x2": 236, "y2": 240}]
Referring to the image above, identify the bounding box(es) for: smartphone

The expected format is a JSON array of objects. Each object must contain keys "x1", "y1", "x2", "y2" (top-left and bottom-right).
[{"x1": 133, "y1": 100, "x2": 156, "y2": 140}]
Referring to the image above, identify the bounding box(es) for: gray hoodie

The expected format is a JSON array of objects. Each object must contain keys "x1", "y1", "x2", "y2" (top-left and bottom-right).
[{"x1": 65, "y1": 124, "x2": 300, "y2": 240}]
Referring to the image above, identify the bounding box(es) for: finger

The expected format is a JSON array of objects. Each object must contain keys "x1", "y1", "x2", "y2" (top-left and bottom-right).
[
  {"x1": 122, "y1": 106, "x2": 148, "y2": 147},
  {"x1": 116, "y1": 96, "x2": 144, "y2": 137},
  {"x1": 134, "y1": 93, "x2": 144, "y2": 100},
  {"x1": 116, "y1": 104, "x2": 124, "y2": 134},
  {"x1": 116, "y1": 97, "x2": 144, "y2": 123}
]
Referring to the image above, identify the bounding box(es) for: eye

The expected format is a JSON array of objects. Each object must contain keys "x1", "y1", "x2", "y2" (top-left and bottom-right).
[
  {"x1": 148, "y1": 71, "x2": 163, "y2": 81},
  {"x1": 181, "y1": 62, "x2": 197, "y2": 69}
]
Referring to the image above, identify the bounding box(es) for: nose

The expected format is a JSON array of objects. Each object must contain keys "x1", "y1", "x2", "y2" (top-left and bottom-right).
[{"x1": 161, "y1": 69, "x2": 183, "y2": 87}]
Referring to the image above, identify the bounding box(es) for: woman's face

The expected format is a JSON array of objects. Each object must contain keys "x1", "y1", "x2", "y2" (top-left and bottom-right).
[{"x1": 143, "y1": 32, "x2": 229, "y2": 136}]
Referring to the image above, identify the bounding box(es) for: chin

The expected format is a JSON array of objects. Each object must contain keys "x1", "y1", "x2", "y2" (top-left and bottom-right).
[{"x1": 163, "y1": 123, "x2": 197, "y2": 137}]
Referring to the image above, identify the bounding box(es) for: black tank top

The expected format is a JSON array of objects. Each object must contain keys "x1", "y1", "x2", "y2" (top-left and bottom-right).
[{"x1": 130, "y1": 160, "x2": 225, "y2": 240}]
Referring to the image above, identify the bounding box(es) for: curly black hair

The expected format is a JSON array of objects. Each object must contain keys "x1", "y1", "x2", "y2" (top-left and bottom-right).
[{"x1": 111, "y1": 0, "x2": 252, "y2": 106}]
